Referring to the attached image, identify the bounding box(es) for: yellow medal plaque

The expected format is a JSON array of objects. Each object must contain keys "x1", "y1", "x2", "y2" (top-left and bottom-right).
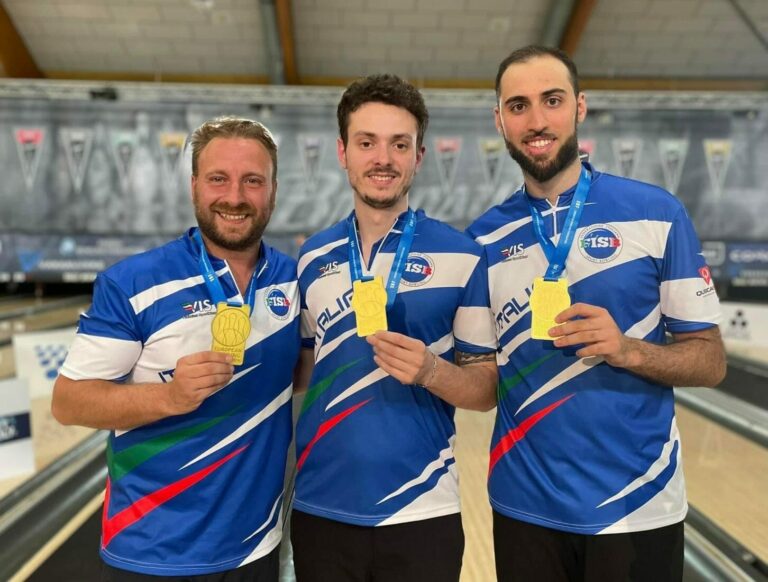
[
  {"x1": 530, "y1": 277, "x2": 570, "y2": 340},
  {"x1": 211, "y1": 302, "x2": 251, "y2": 365},
  {"x1": 351, "y1": 276, "x2": 388, "y2": 337}
]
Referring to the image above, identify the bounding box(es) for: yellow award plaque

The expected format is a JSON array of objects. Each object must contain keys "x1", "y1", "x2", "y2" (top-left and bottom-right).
[
  {"x1": 211, "y1": 303, "x2": 251, "y2": 365},
  {"x1": 530, "y1": 277, "x2": 570, "y2": 340},
  {"x1": 351, "y1": 276, "x2": 388, "y2": 337}
]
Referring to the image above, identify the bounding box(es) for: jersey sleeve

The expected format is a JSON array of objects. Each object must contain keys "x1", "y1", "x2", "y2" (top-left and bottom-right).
[
  {"x1": 59, "y1": 274, "x2": 143, "y2": 381},
  {"x1": 659, "y1": 205, "x2": 721, "y2": 332},
  {"x1": 453, "y1": 250, "x2": 498, "y2": 354},
  {"x1": 297, "y1": 252, "x2": 317, "y2": 350}
]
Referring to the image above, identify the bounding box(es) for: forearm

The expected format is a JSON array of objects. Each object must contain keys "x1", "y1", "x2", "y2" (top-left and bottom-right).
[
  {"x1": 420, "y1": 355, "x2": 497, "y2": 411},
  {"x1": 52, "y1": 375, "x2": 174, "y2": 430},
  {"x1": 618, "y1": 332, "x2": 726, "y2": 388}
]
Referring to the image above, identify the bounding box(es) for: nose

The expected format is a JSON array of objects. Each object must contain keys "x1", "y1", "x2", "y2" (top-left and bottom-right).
[
  {"x1": 528, "y1": 104, "x2": 547, "y2": 132},
  {"x1": 373, "y1": 143, "x2": 393, "y2": 166},
  {"x1": 222, "y1": 180, "x2": 248, "y2": 204}
]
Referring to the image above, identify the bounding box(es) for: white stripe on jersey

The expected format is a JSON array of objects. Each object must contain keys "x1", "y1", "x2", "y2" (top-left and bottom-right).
[
  {"x1": 475, "y1": 214, "x2": 533, "y2": 246},
  {"x1": 60, "y1": 334, "x2": 142, "y2": 382},
  {"x1": 454, "y1": 306, "x2": 496, "y2": 349},
  {"x1": 181, "y1": 384, "x2": 293, "y2": 469},
  {"x1": 376, "y1": 440, "x2": 455, "y2": 504},
  {"x1": 316, "y1": 325, "x2": 356, "y2": 364},
  {"x1": 237, "y1": 496, "x2": 284, "y2": 566},
  {"x1": 376, "y1": 466, "x2": 461, "y2": 527},
  {"x1": 298, "y1": 238, "x2": 348, "y2": 277},
  {"x1": 661, "y1": 278, "x2": 722, "y2": 325},
  {"x1": 243, "y1": 491, "x2": 283, "y2": 542},
  {"x1": 597, "y1": 417, "x2": 680, "y2": 508},
  {"x1": 597, "y1": 419, "x2": 687, "y2": 534},
  {"x1": 498, "y1": 329, "x2": 531, "y2": 367},
  {"x1": 429, "y1": 332, "x2": 454, "y2": 357},
  {"x1": 129, "y1": 266, "x2": 229, "y2": 315},
  {"x1": 325, "y1": 367, "x2": 388, "y2": 411}
]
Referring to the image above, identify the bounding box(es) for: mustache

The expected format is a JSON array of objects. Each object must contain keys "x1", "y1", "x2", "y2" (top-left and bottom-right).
[
  {"x1": 523, "y1": 131, "x2": 556, "y2": 141},
  {"x1": 365, "y1": 165, "x2": 400, "y2": 177},
  {"x1": 210, "y1": 203, "x2": 253, "y2": 214}
]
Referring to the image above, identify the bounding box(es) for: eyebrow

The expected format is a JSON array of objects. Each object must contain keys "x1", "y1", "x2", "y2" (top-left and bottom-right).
[
  {"x1": 352, "y1": 131, "x2": 414, "y2": 142},
  {"x1": 503, "y1": 88, "x2": 567, "y2": 107}
]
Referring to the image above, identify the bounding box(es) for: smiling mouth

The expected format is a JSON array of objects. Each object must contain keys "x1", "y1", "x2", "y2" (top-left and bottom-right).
[{"x1": 215, "y1": 211, "x2": 249, "y2": 221}]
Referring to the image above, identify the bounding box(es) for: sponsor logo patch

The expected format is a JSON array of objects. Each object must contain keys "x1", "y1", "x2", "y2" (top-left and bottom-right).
[
  {"x1": 182, "y1": 299, "x2": 214, "y2": 318},
  {"x1": 265, "y1": 287, "x2": 291, "y2": 319},
  {"x1": 501, "y1": 243, "x2": 527, "y2": 262},
  {"x1": 318, "y1": 261, "x2": 341, "y2": 279},
  {"x1": 696, "y1": 265, "x2": 716, "y2": 297},
  {"x1": 578, "y1": 224, "x2": 622, "y2": 263},
  {"x1": 401, "y1": 253, "x2": 434, "y2": 287}
]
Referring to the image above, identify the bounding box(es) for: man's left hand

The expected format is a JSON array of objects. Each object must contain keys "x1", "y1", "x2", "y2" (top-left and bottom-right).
[
  {"x1": 549, "y1": 303, "x2": 637, "y2": 367},
  {"x1": 366, "y1": 331, "x2": 433, "y2": 385}
]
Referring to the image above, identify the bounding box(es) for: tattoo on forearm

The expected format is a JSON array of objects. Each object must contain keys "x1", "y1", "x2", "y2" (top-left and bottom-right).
[{"x1": 455, "y1": 351, "x2": 496, "y2": 366}]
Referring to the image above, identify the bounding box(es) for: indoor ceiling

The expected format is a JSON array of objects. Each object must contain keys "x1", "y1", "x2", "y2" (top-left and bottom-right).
[{"x1": 0, "y1": 0, "x2": 766, "y2": 91}]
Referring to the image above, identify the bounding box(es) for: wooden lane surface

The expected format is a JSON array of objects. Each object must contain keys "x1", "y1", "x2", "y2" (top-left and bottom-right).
[
  {"x1": 677, "y1": 404, "x2": 768, "y2": 563},
  {"x1": 455, "y1": 409, "x2": 496, "y2": 582},
  {"x1": 454, "y1": 401, "x2": 768, "y2": 579}
]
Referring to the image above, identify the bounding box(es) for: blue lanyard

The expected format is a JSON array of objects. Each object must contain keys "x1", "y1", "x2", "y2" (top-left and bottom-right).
[
  {"x1": 527, "y1": 166, "x2": 590, "y2": 281},
  {"x1": 192, "y1": 229, "x2": 262, "y2": 314},
  {"x1": 347, "y1": 208, "x2": 417, "y2": 308}
]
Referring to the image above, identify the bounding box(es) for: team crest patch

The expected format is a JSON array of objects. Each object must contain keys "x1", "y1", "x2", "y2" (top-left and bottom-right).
[
  {"x1": 578, "y1": 224, "x2": 623, "y2": 263},
  {"x1": 265, "y1": 286, "x2": 292, "y2": 319},
  {"x1": 401, "y1": 253, "x2": 435, "y2": 287}
]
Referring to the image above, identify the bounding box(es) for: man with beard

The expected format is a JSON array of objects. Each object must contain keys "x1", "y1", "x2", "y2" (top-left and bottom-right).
[
  {"x1": 467, "y1": 46, "x2": 725, "y2": 581},
  {"x1": 290, "y1": 74, "x2": 497, "y2": 582},
  {"x1": 52, "y1": 117, "x2": 300, "y2": 581}
]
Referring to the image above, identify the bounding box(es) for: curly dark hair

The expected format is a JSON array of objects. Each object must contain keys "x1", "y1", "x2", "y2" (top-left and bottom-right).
[{"x1": 337, "y1": 74, "x2": 429, "y2": 148}]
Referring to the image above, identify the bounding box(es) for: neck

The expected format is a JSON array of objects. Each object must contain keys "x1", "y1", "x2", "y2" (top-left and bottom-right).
[
  {"x1": 524, "y1": 158, "x2": 583, "y2": 205},
  {"x1": 199, "y1": 232, "x2": 261, "y2": 295},
  {"x1": 354, "y1": 197, "x2": 408, "y2": 264}
]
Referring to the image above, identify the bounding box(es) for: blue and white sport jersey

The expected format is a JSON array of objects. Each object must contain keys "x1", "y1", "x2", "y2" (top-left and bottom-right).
[
  {"x1": 295, "y1": 208, "x2": 496, "y2": 527},
  {"x1": 59, "y1": 227, "x2": 300, "y2": 576},
  {"x1": 467, "y1": 165, "x2": 721, "y2": 535}
]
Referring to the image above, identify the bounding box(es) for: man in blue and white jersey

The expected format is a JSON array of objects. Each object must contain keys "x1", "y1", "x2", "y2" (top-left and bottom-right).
[
  {"x1": 52, "y1": 117, "x2": 300, "y2": 581},
  {"x1": 290, "y1": 74, "x2": 498, "y2": 582},
  {"x1": 467, "y1": 46, "x2": 726, "y2": 581}
]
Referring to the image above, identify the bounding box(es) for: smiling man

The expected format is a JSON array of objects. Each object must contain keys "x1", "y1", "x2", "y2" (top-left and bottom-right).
[
  {"x1": 290, "y1": 74, "x2": 497, "y2": 582},
  {"x1": 52, "y1": 117, "x2": 300, "y2": 581},
  {"x1": 467, "y1": 46, "x2": 726, "y2": 581}
]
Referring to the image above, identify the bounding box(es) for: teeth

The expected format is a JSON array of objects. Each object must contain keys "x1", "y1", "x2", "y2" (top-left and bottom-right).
[
  {"x1": 219, "y1": 213, "x2": 246, "y2": 220},
  {"x1": 369, "y1": 174, "x2": 395, "y2": 182},
  {"x1": 528, "y1": 139, "x2": 552, "y2": 148}
]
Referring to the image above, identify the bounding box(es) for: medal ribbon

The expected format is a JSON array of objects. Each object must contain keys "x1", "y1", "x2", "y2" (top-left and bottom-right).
[
  {"x1": 192, "y1": 228, "x2": 264, "y2": 314},
  {"x1": 347, "y1": 208, "x2": 417, "y2": 308},
  {"x1": 527, "y1": 166, "x2": 590, "y2": 281}
]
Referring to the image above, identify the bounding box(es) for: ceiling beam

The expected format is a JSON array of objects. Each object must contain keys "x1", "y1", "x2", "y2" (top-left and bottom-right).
[
  {"x1": 298, "y1": 75, "x2": 768, "y2": 92},
  {"x1": 0, "y1": 3, "x2": 42, "y2": 78},
  {"x1": 275, "y1": 0, "x2": 298, "y2": 85},
  {"x1": 560, "y1": 0, "x2": 598, "y2": 56},
  {"x1": 540, "y1": 0, "x2": 576, "y2": 48}
]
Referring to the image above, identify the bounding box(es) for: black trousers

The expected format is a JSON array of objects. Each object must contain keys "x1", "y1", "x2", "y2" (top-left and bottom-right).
[
  {"x1": 493, "y1": 511, "x2": 684, "y2": 582},
  {"x1": 291, "y1": 510, "x2": 464, "y2": 582},
  {"x1": 101, "y1": 545, "x2": 280, "y2": 582}
]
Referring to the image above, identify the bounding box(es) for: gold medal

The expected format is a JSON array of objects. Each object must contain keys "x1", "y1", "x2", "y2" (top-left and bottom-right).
[
  {"x1": 530, "y1": 277, "x2": 570, "y2": 340},
  {"x1": 351, "y1": 276, "x2": 388, "y2": 337},
  {"x1": 211, "y1": 302, "x2": 251, "y2": 365}
]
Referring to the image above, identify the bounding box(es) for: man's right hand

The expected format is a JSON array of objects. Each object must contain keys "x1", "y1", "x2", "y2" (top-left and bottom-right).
[{"x1": 166, "y1": 351, "x2": 234, "y2": 414}]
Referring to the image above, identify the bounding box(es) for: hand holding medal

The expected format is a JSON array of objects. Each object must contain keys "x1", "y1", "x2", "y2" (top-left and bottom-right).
[{"x1": 211, "y1": 303, "x2": 251, "y2": 365}]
